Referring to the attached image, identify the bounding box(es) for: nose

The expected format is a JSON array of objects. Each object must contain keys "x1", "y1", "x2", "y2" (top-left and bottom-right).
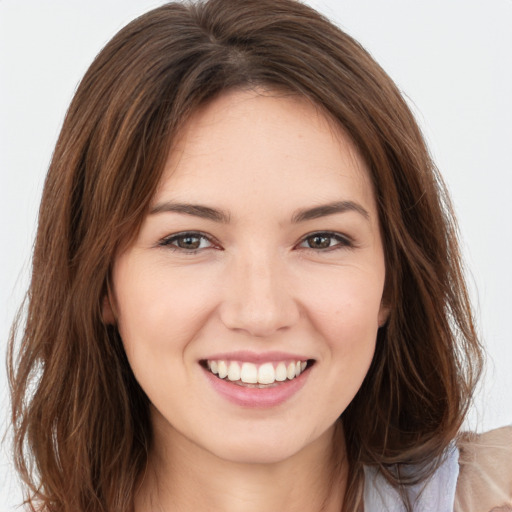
[{"x1": 218, "y1": 251, "x2": 300, "y2": 338}]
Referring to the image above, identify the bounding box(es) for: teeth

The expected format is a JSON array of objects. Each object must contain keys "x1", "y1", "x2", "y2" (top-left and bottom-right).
[
  {"x1": 227, "y1": 361, "x2": 241, "y2": 381},
  {"x1": 218, "y1": 360, "x2": 228, "y2": 379},
  {"x1": 275, "y1": 362, "x2": 287, "y2": 382},
  {"x1": 258, "y1": 363, "x2": 275, "y2": 384},
  {"x1": 240, "y1": 362, "x2": 258, "y2": 383},
  {"x1": 206, "y1": 359, "x2": 308, "y2": 385}
]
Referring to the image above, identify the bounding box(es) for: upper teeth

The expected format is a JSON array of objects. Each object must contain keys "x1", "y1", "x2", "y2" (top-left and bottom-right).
[{"x1": 207, "y1": 360, "x2": 308, "y2": 385}]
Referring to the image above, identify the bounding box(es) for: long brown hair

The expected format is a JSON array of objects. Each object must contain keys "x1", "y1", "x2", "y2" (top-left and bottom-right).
[{"x1": 8, "y1": 1, "x2": 483, "y2": 511}]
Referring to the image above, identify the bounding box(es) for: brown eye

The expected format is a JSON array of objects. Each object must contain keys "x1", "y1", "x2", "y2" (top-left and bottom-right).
[
  {"x1": 298, "y1": 232, "x2": 352, "y2": 250},
  {"x1": 159, "y1": 232, "x2": 214, "y2": 252},
  {"x1": 176, "y1": 235, "x2": 201, "y2": 250},
  {"x1": 307, "y1": 235, "x2": 331, "y2": 249}
]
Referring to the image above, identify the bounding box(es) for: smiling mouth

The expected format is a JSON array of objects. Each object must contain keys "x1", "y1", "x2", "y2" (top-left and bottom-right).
[{"x1": 201, "y1": 359, "x2": 315, "y2": 387}]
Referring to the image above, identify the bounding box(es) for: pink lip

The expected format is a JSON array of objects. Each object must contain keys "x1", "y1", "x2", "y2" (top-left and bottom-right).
[
  {"x1": 202, "y1": 365, "x2": 311, "y2": 408},
  {"x1": 202, "y1": 350, "x2": 310, "y2": 363}
]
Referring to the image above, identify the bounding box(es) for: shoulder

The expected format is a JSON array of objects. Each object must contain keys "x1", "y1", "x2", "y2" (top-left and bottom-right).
[{"x1": 454, "y1": 426, "x2": 512, "y2": 512}]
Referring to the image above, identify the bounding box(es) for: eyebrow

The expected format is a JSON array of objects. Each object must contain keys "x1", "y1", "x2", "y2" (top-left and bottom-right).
[
  {"x1": 149, "y1": 200, "x2": 369, "y2": 224},
  {"x1": 150, "y1": 201, "x2": 231, "y2": 223},
  {"x1": 291, "y1": 201, "x2": 370, "y2": 223}
]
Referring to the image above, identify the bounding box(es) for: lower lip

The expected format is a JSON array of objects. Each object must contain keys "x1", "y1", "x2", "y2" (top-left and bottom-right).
[{"x1": 203, "y1": 367, "x2": 310, "y2": 408}]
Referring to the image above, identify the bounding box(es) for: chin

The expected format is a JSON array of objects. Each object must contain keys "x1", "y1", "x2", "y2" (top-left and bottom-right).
[
  {"x1": 205, "y1": 425, "x2": 331, "y2": 466},
  {"x1": 212, "y1": 441, "x2": 303, "y2": 465}
]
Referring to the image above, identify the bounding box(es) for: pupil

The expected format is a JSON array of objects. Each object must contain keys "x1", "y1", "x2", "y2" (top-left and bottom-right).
[
  {"x1": 309, "y1": 235, "x2": 330, "y2": 249},
  {"x1": 178, "y1": 236, "x2": 200, "y2": 249}
]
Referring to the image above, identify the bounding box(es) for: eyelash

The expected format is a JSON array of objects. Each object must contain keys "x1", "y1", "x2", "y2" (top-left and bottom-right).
[
  {"x1": 158, "y1": 231, "x2": 218, "y2": 253},
  {"x1": 158, "y1": 231, "x2": 353, "y2": 254},
  {"x1": 298, "y1": 232, "x2": 353, "y2": 251}
]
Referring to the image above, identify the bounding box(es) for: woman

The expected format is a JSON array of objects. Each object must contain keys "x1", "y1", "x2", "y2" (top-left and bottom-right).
[{"x1": 8, "y1": 0, "x2": 511, "y2": 511}]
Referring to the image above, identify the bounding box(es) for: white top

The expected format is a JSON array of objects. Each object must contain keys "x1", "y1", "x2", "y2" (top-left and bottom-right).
[{"x1": 363, "y1": 444, "x2": 460, "y2": 511}]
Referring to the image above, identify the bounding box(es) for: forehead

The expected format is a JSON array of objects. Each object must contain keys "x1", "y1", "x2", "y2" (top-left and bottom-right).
[{"x1": 154, "y1": 89, "x2": 376, "y2": 216}]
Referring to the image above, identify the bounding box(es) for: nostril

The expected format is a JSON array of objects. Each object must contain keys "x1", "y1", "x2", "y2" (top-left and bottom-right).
[{"x1": 217, "y1": 279, "x2": 300, "y2": 337}]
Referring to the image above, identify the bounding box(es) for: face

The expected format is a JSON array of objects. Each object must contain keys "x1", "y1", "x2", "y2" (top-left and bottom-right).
[{"x1": 109, "y1": 89, "x2": 388, "y2": 465}]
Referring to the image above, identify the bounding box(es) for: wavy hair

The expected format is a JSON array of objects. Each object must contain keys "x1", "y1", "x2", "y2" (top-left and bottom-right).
[{"x1": 8, "y1": 1, "x2": 483, "y2": 510}]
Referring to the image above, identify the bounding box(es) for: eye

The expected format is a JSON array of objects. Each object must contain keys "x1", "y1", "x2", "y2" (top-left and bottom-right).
[
  {"x1": 158, "y1": 232, "x2": 216, "y2": 252},
  {"x1": 297, "y1": 232, "x2": 352, "y2": 251}
]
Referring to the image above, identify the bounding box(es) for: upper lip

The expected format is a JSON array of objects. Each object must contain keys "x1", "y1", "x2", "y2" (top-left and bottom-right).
[{"x1": 201, "y1": 350, "x2": 312, "y2": 363}]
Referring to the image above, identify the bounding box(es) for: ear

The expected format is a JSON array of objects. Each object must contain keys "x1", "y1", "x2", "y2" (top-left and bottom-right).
[
  {"x1": 102, "y1": 292, "x2": 117, "y2": 325},
  {"x1": 378, "y1": 302, "x2": 390, "y2": 328}
]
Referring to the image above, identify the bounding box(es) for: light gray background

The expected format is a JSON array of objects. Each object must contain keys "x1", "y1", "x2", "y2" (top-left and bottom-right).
[{"x1": 1, "y1": 0, "x2": 511, "y2": 508}]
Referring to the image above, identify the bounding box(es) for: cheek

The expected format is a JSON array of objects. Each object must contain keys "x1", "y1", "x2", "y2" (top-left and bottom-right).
[
  {"x1": 303, "y1": 268, "x2": 384, "y2": 339},
  {"x1": 112, "y1": 262, "x2": 218, "y2": 400},
  {"x1": 114, "y1": 261, "x2": 218, "y2": 346},
  {"x1": 302, "y1": 269, "x2": 383, "y2": 394},
  {"x1": 315, "y1": 299, "x2": 379, "y2": 419}
]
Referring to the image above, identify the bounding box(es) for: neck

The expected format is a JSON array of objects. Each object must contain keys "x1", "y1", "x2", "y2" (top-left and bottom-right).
[{"x1": 135, "y1": 419, "x2": 348, "y2": 512}]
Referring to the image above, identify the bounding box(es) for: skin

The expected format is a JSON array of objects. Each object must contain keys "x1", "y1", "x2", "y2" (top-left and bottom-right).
[{"x1": 107, "y1": 89, "x2": 389, "y2": 511}]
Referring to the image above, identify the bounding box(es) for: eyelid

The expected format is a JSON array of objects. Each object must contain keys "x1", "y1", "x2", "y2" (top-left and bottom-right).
[
  {"x1": 295, "y1": 231, "x2": 354, "y2": 250},
  {"x1": 157, "y1": 231, "x2": 220, "y2": 252}
]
